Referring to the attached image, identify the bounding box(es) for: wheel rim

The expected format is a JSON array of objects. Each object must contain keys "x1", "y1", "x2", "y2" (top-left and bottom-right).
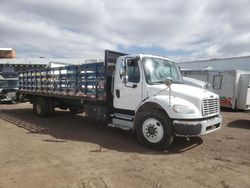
[
  {"x1": 36, "y1": 103, "x2": 42, "y2": 114},
  {"x1": 142, "y1": 118, "x2": 164, "y2": 143}
]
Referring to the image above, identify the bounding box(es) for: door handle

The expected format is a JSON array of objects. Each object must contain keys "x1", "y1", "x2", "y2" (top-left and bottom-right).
[
  {"x1": 125, "y1": 83, "x2": 137, "y2": 88},
  {"x1": 132, "y1": 84, "x2": 137, "y2": 88},
  {"x1": 116, "y1": 89, "x2": 120, "y2": 98}
]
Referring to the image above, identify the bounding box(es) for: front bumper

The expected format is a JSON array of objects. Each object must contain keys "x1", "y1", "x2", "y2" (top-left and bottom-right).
[{"x1": 173, "y1": 115, "x2": 222, "y2": 136}]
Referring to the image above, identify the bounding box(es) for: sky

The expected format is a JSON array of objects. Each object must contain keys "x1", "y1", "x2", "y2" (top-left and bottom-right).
[{"x1": 0, "y1": 0, "x2": 250, "y2": 61}]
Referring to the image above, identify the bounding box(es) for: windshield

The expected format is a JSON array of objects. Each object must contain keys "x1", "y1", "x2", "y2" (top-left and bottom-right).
[
  {"x1": 142, "y1": 57, "x2": 183, "y2": 84},
  {"x1": 0, "y1": 80, "x2": 18, "y2": 88}
]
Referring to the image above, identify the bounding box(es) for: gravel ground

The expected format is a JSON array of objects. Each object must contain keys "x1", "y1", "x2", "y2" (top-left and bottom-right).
[{"x1": 0, "y1": 103, "x2": 249, "y2": 188}]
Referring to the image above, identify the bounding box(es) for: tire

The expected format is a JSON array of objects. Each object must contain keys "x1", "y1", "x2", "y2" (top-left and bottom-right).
[
  {"x1": 35, "y1": 98, "x2": 49, "y2": 117},
  {"x1": 135, "y1": 109, "x2": 174, "y2": 150}
]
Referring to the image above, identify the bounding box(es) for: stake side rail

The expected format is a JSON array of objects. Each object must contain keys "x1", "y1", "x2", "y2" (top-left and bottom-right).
[{"x1": 18, "y1": 63, "x2": 106, "y2": 101}]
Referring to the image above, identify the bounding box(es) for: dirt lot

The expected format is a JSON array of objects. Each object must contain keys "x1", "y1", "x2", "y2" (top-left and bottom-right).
[{"x1": 0, "y1": 103, "x2": 249, "y2": 188}]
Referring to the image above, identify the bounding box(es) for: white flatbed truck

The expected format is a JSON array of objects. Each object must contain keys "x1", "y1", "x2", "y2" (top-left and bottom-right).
[{"x1": 18, "y1": 50, "x2": 222, "y2": 149}]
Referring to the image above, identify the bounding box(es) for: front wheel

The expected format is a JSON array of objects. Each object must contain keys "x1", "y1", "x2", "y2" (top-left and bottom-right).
[{"x1": 136, "y1": 110, "x2": 174, "y2": 149}]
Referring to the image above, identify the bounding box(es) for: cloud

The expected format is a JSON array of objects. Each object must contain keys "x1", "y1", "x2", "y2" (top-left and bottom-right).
[{"x1": 0, "y1": 0, "x2": 249, "y2": 60}]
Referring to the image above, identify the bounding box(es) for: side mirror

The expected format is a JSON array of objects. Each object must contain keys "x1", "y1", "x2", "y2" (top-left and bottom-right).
[
  {"x1": 164, "y1": 77, "x2": 172, "y2": 87},
  {"x1": 121, "y1": 75, "x2": 128, "y2": 83},
  {"x1": 119, "y1": 66, "x2": 126, "y2": 77},
  {"x1": 119, "y1": 64, "x2": 127, "y2": 84},
  {"x1": 120, "y1": 59, "x2": 127, "y2": 83}
]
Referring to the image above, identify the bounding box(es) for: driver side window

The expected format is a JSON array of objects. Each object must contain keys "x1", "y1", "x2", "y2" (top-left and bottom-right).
[{"x1": 127, "y1": 60, "x2": 140, "y2": 83}]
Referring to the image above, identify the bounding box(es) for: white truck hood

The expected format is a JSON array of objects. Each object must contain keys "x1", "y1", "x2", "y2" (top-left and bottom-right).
[
  {"x1": 172, "y1": 84, "x2": 217, "y2": 99},
  {"x1": 146, "y1": 83, "x2": 219, "y2": 118},
  {"x1": 147, "y1": 83, "x2": 217, "y2": 99}
]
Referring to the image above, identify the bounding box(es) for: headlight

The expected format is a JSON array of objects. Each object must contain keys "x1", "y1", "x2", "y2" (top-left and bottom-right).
[{"x1": 173, "y1": 105, "x2": 195, "y2": 114}]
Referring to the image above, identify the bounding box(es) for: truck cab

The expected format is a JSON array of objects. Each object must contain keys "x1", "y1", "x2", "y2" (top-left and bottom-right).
[{"x1": 111, "y1": 54, "x2": 222, "y2": 149}]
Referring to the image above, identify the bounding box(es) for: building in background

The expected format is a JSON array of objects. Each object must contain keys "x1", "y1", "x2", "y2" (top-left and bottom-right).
[
  {"x1": 0, "y1": 48, "x2": 86, "y2": 77},
  {"x1": 178, "y1": 55, "x2": 250, "y2": 110},
  {"x1": 0, "y1": 58, "x2": 85, "y2": 78},
  {"x1": 0, "y1": 48, "x2": 85, "y2": 103},
  {"x1": 0, "y1": 48, "x2": 16, "y2": 59},
  {"x1": 177, "y1": 56, "x2": 250, "y2": 71}
]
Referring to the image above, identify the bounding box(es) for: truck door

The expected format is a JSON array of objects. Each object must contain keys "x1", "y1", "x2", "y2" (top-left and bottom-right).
[{"x1": 113, "y1": 57, "x2": 142, "y2": 111}]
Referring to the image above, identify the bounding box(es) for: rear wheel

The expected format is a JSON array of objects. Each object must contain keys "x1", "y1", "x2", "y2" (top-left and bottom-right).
[
  {"x1": 34, "y1": 98, "x2": 49, "y2": 117},
  {"x1": 136, "y1": 110, "x2": 174, "y2": 149}
]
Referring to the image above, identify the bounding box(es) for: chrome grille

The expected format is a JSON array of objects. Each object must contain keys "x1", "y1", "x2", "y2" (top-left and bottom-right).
[{"x1": 202, "y1": 98, "x2": 219, "y2": 116}]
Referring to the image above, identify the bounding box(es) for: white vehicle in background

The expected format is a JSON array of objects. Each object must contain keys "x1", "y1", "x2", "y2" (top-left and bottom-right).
[
  {"x1": 18, "y1": 50, "x2": 222, "y2": 149},
  {"x1": 46, "y1": 61, "x2": 81, "y2": 68},
  {"x1": 0, "y1": 75, "x2": 18, "y2": 103},
  {"x1": 181, "y1": 69, "x2": 250, "y2": 110},
  {"x1": 183, "y1": 76, "x2": 213, "y2": 92}
]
